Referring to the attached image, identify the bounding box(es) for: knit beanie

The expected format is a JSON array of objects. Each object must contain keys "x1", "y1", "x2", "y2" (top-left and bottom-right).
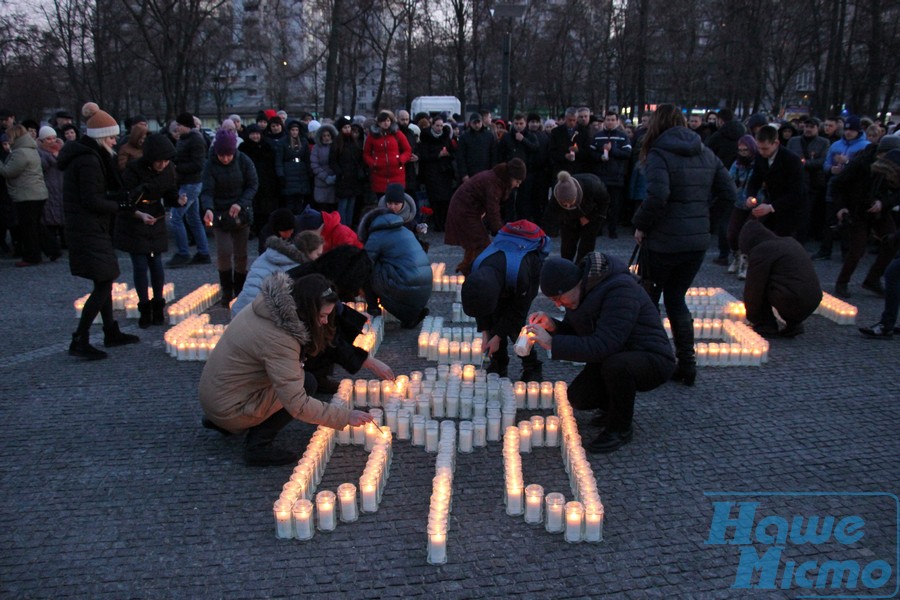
[
  {"x1": 460, "y1": 267, "x2": 501, "y2": 318},
  {"x1": 269, "y1": 208, "x2": 295, "y2": 233},
  {"x1": 384, "y1": 183, "x2": 406, "y2": 204},
  {"x1": 296, "y1": 205, "x2": 324, "y2": 231},
  {"x1": 506, "y1": 157, "x2": 527, "y2": 181},
  {"x1": 307, "y1": 120, "x2": 321, "y2": 134},
  {"x1": 877, "y1": 135, "x2": 900, "y2": 153},
  {"x1": 38, "y1": 126, "x2": 57, "y2": 140},
  {"x1": 553, "y1": 171, "x2": 581, "y2": 208},
  {"x1": 213, "y1": 129, "x2": 237, "y2": 156},
  {"x1": 85, "y1": 108, "x2": 120, "y2": 139},
  {"x1": 176, "y1": 112, "x2": 195, "y2": 129},
  {"x1": 142, "y1": 133, "x2": 176, "y2": 162},
  {"x1": 844, "y1": 115, "x2": 862, "y2": 132},
  {"x1": 540, "y1": 257, "x2": 581, "y2": 296}
]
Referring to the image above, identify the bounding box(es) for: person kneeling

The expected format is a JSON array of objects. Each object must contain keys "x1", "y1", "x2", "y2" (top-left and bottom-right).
[
  {"x1": 199, "y1": 272, "x2": 374, "y2": 466},
  {"x1": 527, "y1": 254, "x2": 675, "y2": 453}
]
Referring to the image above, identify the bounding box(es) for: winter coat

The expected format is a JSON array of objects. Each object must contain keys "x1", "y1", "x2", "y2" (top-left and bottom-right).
[
  {"x1": 363, "y1": 123, "x2": 412, "y2": 194},
  {"x1": 633, "y1": 126, "x2": 736, "y2": 253},
  {"x1": 231, "y1": 236, "x2": 312, "y2": 317},
  {"x1": 116, "y1": 124, "x2": 146, "y2": 172},
  {"x1": 456, "y1": 127, "x2": 498, "y2": 179},
  {"x1": 174, "y1": 130, "x2": 206, "y2": 185},
  {"x1": 310, "y1": 125, "x2": 338, "y2": 205},
  {"x1": 38, "y1": 147, "x2": 64, "y2": 226},
  {"x1": 588, "y1": 127, "x2": 632, "y2": 188},
  {"x1": 58, "y1": 137, "x2": 123, "y2": 281},
  {"x1": 549, "y1": 252, "x2": 675, "y2": 365},
  {"x1": 417, "y1": 125, "x2": 456, "y2": 204},
  {"x1": 0, "y1": 134, "x2": 48, "y2": 202},
  {"x1": 823, "y1": 134, "x2": 870, "y2": 171},
  {"x1": 557, "y1": 173, "x2": 610, "y2": 228},
  {"x1": 115, "y1": 135, "x2": 179, "y2": 255},
  {"x1": 330, "y1": 133, "x2": 367, "y2": 199},
  {"x1": 831, "y1": 144, "x2": 879, "y2": 218},
  {"x1": 746, "y1": 147, "x2": 805, "y2": 237},
  {"x1": 549, "y1": 124, "x2": 590, "y2": 175},
  {"x1": 445, "y1": 163, "x2": 516, "y2": 249},
  {"x1": 376, "y1": 190, "x2": 418, "y2": 228},
  {"x1": 705, "y1": 119, "x2": 747, "y2": 169},
  {"x1": 321, "y1": 210, "x2": 363, "y2": 252},
  {"x1": 200, "y1": 152, "x2": 259, "y2": 227},
  {"x1": 398, "y1": 124, "x2": 419, "y2": 191},
  {"x1": 274, "y1": 135, "x2": 312, "y2": 196},
  {"x1": 738, "y1": 220, "x2": 822, "y2": 325},
  {"x1": 787, "y1": 134, "x2": 830, "y2": 189},
  {"x1": 199, "y1": 272, "x2": 353, "y2": 434},
  {"x1": 729, "y1": 161, "x2": 755, "y2": 209},
  {"x1": 357, "y1": 207, "x2": 432, "y2": 324},
  {"x1": 498, "y1": 128, "x2": 538, "y2": 170}
]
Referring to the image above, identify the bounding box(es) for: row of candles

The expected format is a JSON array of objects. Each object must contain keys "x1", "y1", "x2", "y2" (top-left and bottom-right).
[
  {"x1": 815, "y1": 292, "x2": 858, "y2": 325},
  {"x1": 74, "y1": 282, "x2": 175, "y2": 319},
  {"x1": 450, "y1": 302, "x2": 476, "y2": 323},
  {"x1": 427, "y1": 421, "x2": 458, "y2": 564},
  {"x1": 430, "y1": 263, "x2": 465, "y2": 293},
  {"x1": 166, "y1": 283, "x2": 222, "y2": 324},
  {"x1": 164, "y1": 314, "x2": 225, "y2": 361},
  {"x1": 660, "y1": 317, "x2": 770, "y2": 367},
  {"x1": 676, "y1": 287, "x2": 745, "y2": 320},
  {"x1": 351, "y1": 316, "x2": 384, "y2": 356}
]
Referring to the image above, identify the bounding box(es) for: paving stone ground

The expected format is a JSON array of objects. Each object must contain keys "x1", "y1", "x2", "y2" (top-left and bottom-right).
[{"x1": 1, "y1": 228, "x2": 897, "y2": 599}]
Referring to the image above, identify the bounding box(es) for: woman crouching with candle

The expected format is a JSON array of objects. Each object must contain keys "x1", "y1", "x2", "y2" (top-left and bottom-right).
[{"x1": 199, "y1": 272, "x2": 375, "y2": 466}]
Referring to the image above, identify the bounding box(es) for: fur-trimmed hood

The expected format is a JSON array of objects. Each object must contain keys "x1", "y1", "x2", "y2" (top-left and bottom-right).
[
  {"x1": 255, "y1": 271, "x2": 311, "y2": 346},
  {"x1": 369, "y1": 121, "x2": 400, "y2": 137},
  {"x1": 357, "y1": 206, "x2": 403, "y2": 243},
  {"x1": 314, "y1": 124, "x2": 338, "y2": 146},
  {"x1": 376, "y1": 191, "x2": 417, "y2": 224},
  {"x1": 265, "y1": 235, "x2": 312, "y2": 264}
]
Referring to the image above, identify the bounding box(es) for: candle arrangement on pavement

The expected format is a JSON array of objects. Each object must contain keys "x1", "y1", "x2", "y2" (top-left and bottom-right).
[
  {"x1": 426, "y1": 421, "x2": 457, "y2": 565},
  {"x1": 75, "y1": 282, "x2": 175, "y2": 320},
  {"x1": 417, "y1": 316, "x2": 483, "y2": 364},
  {"x1": 164, "y1": 314, "x2": 225, "y2": 361},
  {"x1": 814, "y1": 292, "x2": 858, "y2": 325},
  {"x1": 431, "y1": 263, "x2": 464, "y2": 297},
  {"x1": 165, "y1": 283, "x2": 221, "y2": 324},
  {"x1": 661, "y1": 317, "x2": 770, "y2": 367}
]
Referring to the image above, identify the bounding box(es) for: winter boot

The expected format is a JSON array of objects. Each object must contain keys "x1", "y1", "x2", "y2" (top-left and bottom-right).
[
  {"x1": 68, "y1": 332, "x2": 108, "y2": 360},
  {"x1": 669, "y1": 317, "x2": 696, "y2": 386},
  {"x1": 150, "y1": 297, "x2": 167, "y2": 326},
  {"x1": 519, "y1": 349, "x2": 543, "y2": 382},
  {"x1": 219, "y1": 270, "x2": 234, "y2": 307},
  {"x1": 137, "y1": 301, "x2": 152, "y2": 329},
  {"x1": 233, "y1": 271, "x2": 247, "y2": 298},
  {"x1": 103, "y1": 321, "x2": 140, "y2": 348},
  {"x1": 244, "y1": 409, "x2": 298, "y2": 466}
]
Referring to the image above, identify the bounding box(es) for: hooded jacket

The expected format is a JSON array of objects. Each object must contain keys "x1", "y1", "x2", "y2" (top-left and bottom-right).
[
  {"x1": 444, "y1": 163, "x2": 517, "y2": 249},
  {"x1": 706, "y1": 119, "x2": 747, "y2": 168},
  {"x1": 357, "y1": 207, "x2": 432, "y2": 324},
  {"x1": 200, "y1": 151, "x2": 259, "y2": 222},
  {"x1": 824, "y1": 133, "x2": 870, "y2": 171},
  {"x1": 321, "y1": 210, "x2": 363, "y2": 252},
  {"x1": 633, "y1": 127, "x2": 736, "y2": 253},
  {"x1": 231, "y1": 236, "x2": 313, "y2": 317},
  {"x1": 273, "y1": 131, "x2": 312, "y2": 196},
  {"x1": 0, "y1": 133, "x2": 48, "y2": 202},
  {"x1": 738, "y1": 220, "x2": 822, "y2": 325},
  {"x1": 363, "y1": 122, "x2": 413, "y2": 194},
  {"x1": 549, "y1": 252, "x2": 675, "y2": 364},
  {"x1": 310, "y1": 124, "x2": 338, "y2": 205},
  {"x1": 199, "y1": 272, "x2": 353, "y2": 433}
]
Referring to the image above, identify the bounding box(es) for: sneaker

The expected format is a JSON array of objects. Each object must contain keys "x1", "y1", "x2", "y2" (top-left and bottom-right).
[
  {"x1": 190, "y1": 253, "x2": 212, "y2": 265},
  {"x1": 860, "y1": 280, "x2": 885, "y2": 297},
  {"x1": 166, "y1": 253, "x2": 191, "y2": 268},
  {"x1": 834, "y1": 283, "x2": 851, "y2": 298},
  {"x1": 727, "y1": 253, "x2": 739, "y2": 274},
  {"x1": 737, "y1": 255, "x2": 748, "y2": 280},
  {"x1": 859, "y1": 323, "x2": 894, "y2": 339}
]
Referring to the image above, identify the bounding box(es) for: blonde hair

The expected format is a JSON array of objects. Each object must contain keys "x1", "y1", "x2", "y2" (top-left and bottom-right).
[
  {"x1": 5, "y1": 124, "x2": 27, "y2": 142},
  {"x1": 293, "y1": 230, "x2": 324, "y2": 258}
]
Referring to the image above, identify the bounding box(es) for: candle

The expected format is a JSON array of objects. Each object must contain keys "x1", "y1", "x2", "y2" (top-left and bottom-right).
[
  {"x1": 524, "y1": 484, "x2": 544, "y2": 524},
  {"x1": 514, "y1": 381, "x2": 526, "y2": 409},
  {"x1": 584, "y1": 505, "x2": 603, "y2": 542},
  {"x1": 360, "y1": 477, "x2": 378, "y2": 512},
  {"x1": 292, "y1": 499, "x2": 314, "y2": 540},
  {"x1": 565, "y1": 501, "x2": 584, "y2": 543},
  {"x1": 274, "y1": 499, "x2": 293, "y2": 539},
  {"x1": 540, "y1": 382, "x2": 554, "y2": 409},
  {"x1": 462, "y1": 364, "x2": 476, "y2": 383},
  {"x1": 460, "y1": 341, "x2": 471, "y2": 363},
  {"x1": 506, "y1": 483, "x2": 524, "y2": 515},
  {"x1": 530, "y1": 416, "x2": 544, "y2": 447},
  {"x1": 418, "y1": 333, "x2": 429, "y2": 358},
  {"x1": 545, "y1": 416, "x2": 559, "y2": 447},
  {"x1": 354, "y1": 379, "x2": 368, "y2": 407},
  {"x1": 336, "y1": 424, "x2": 351, "y2": 445},
  {"x1": 365, "y1": 422, "x2": 379, "y2": 451},
  {"x1": 526, "y1": 382, "x2": 540, "y2": 409},
  {"x1": 337, "y1": 483, "x2": 358, "y2": 523},
  {"x1": 472, "y1": 416, "x2": 487, "y2": 447},
  {"x1": 487, "y1": 412, "x2": 501, "y2": 442},
  {"x1": 427, "y1": 530, "x2": 448, "y2": 565},
  {"x1": 545, "y1": 493, "x2": 565, "y2": 533},
  {"x1": 417, "y1": 396, "x2": 431, "y2": 420},
  {"x1": 396, "y1": 409, "x2": 411, "y2": 440},
  {"x1": 412, "y1": 414, "x2": 426, "y2": 446},
  {"x1": 352, "y1": 423, "x2": 366, "y2": 446},
  {"x1": 458, "y1": 421, "x2": 474, "y2": 453},
  {"x1": 425, "y1": 420, "x2": 439, "y2": 452},
  {"x1": 518, "y1": 421, "x2": 532, "y2": 453},
  {"x1": 316, "y1": 490, "x2": 336, "y2": 531}
]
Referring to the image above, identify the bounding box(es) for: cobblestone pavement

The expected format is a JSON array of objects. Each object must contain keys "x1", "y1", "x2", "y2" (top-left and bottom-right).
[{"x1": 1, "y1": 227, "x2": 897, "y2": 599}]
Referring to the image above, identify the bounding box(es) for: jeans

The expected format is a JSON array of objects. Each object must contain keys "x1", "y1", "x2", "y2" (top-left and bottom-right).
[
  {"x1": 337, "y1": 197, "x2": 355, "y2": 227},
  {"x1": 642, "y1": 249, "x2": 706, "y2": 320},
  {"x1": 169, "y1": 183, "x2": 209, "y2": 256},
  {"x1": 880, "y1": 257, "x2": 900, "y2": 329},
  {"x1": 130, "y1": 253, "x2": 165, "y2": 303}
]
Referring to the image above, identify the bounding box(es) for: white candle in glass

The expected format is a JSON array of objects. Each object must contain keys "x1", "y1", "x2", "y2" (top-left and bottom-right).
[
  {"x1": 291, "y1": 499, "x2": 314, "y2": 540},
  {"x1": 524, "y1": 484, "x2": 544, "y2": 524},
  {"x1": 425, "y1": 420, "x2": 439, "y2": 452},
  {"x1": 458, "y1": 421, "x2": 474, "y2": 453},
  {"x1": 545, "y1": 416, "x2": 559, "y2": 447},
  {"x1": 514, "y1": 381, "x2": 526, "y2": 409},
  {"x1": 427, "y1": 531, "x2": 448, "y2": 565},
  {"x1": 338, "y1": 483, "x2": 358, "y2": 523},
  {"x1": 472, "y1": 416, "x2": 487, "y2": 447},
  {"x1": 506, "y1": 483, "x2": 524, "y2": 515},
  {"x1": 583, "y1": 505, "x2": 603, "y2": 542},
  {"x1": 518, "y1": 421, "x2": 532, "y2": 453},
  {"x1": 526, "y1": 382, "x2": 540, "y2": 409},
  {"x1": 396, "y1": 409, "x2": 411, "y2": 440},
  {"x1": 565, "y1": 501, "x2": 584, "y2": 543},
  {"x1": 316, "y1": 490, "x2": 336, "y2": 531},
  {"x1": 273, "y1": 499, "x2": 293, "y2": 539},
  {"x1": 545, "y1": 493, "x2": 565, "y2": 533},
  {"x1": 530, "y1": 416, "x2": 544, "y2": 447},
  {"x1": 360, "y1": 477, "x2": 378, "y2": 512},
  {"x1": 354, "y1": 379, "x2": 368, "y2": 407}
]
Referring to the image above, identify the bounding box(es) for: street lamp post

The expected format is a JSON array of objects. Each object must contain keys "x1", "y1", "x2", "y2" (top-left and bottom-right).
[{"x1": 491, "y1": 2, "x2": 528, "y2": 121}]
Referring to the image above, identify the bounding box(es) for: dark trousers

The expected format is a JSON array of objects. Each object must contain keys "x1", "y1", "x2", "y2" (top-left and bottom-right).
[
  {"x1": 560, "y1": 218, "x2": 603, "y2": 264},
  {"x1": 642, "y1": 249, "x2": 706, "y2": 320},
  {"x1": 605, "y1": 186, "x2": 624, "y2": 235},
  {"x1": 75, "y1": 279, "x2": 115, "y2": 336},
  {"x1": 568, "y1": 352, "x2": 674, "y2": 432},
  {"x1": 726, "y1": 208, "x2": 752, "y2": 253},
  {"x1": 129, "y1": 253, "x2": 165, "y2": 303},
  {"x1": 880, "y1": 257, "x2": 900, "y2": 329},
  {"x1": 14, "y1": 200, "x2": 46, "y2": 264},
  {"x1": 835, "y1": 217, "x2": 896, "y2": 286}
]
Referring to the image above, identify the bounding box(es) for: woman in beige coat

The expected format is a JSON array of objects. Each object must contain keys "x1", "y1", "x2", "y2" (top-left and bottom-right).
[{"x1": 199, "y1": 272, "x2": 374, "y2": 466}]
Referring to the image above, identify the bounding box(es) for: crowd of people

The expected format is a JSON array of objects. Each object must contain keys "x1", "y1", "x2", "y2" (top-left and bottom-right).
[{"x1": 2, "y1": 100, "x2": 898, "y2": 461}]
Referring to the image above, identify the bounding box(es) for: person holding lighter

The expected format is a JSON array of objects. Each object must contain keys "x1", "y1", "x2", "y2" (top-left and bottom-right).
[{"x1": 526, "y1": 253, "x2": 674, "y2": 453}]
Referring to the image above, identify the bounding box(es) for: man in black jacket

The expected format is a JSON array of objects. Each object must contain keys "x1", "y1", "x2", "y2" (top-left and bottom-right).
[
  {"x1": 589, "y1": 110, "x2": 632, "y2": 238},
  {"x1": 169, "y1": 112, "x2": 211, "y2": 267},
  {"x1": 527, "y1": 254, "x2": 675, "y2": 453},
  {"x1": 746, "y1": 125, "x2": 805, "y2": 239},
  {"x1": 455, "y1": 113, "x2": 496, "y2": 182}
]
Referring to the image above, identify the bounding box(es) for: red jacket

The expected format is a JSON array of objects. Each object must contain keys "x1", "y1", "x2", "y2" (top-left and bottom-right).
[
  {"x1": 321, "y1": 210, "x2": 363, "y2": 252},
  {"x1": 363, "y1": 123, "x2": 412, "y2": 194}
]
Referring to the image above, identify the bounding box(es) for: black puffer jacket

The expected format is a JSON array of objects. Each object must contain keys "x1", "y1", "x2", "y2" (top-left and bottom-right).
[
  {"x1": 115, "y1": 134, "x2": 178, "y2": 255},
  {"x1": 550, "y1": 252, "x2": 675, "y2": 365},
  {"x1": 633, "y1": 127, "x2": 736, "y2": 253},
  {"x1": 200, "y1": 152, "x2": 259, "y2": 225},
  {"x1": 455, "y1": 127, "x2": 497, "y2": 178},
  {"x1": 174, "y1": 130, "x2": 206, "y2": 184},
  {"x1": 58, "y1": 137, "x2": 123, "y2": 281},
  {"x1": 706, "y1": 119, "x2": 747, "y2": 168},
  {"x1": 557, "y1": 173, "x2": 610, "y2": 228}
]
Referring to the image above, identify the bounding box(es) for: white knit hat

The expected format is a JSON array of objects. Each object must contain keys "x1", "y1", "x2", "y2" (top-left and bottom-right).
[
  {"x1": 38, "y1": 126, "x2": 57, "y2": 140},
  {"x1": 86, "y1": 109, "x2": 120, "y2": 139}
]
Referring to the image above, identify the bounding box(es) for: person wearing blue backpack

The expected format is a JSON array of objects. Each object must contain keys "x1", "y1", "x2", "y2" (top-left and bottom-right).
[{"x1": 460, "y1": 220, "x2": 550, "y2": 381}]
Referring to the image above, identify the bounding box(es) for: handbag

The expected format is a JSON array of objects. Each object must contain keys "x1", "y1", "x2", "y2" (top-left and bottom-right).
[{"x1": 214, "y1": 206, "x2": 253, "y2": 231}]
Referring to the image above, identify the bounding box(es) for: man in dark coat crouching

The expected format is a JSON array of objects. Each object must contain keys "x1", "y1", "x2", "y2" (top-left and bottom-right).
[
  {"x1": 739, "y1": 219, "x2": 823, "y2": 338},
  {"x1": 526, "y1": 253, "x2": 675, "y2": 453}
]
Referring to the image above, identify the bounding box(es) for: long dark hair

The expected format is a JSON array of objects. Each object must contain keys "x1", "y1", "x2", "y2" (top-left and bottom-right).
[
  {"x1": 291, "y1": 273, "x2": 338, "y2": 356},
  {"x1": 640, "y1": 103, "x2": 687, "y2": 164}
]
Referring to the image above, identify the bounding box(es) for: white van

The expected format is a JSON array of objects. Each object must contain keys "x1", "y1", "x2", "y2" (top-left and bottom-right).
[{"x1": 410, "y1": 96, "x2": 462, "y2": 118}]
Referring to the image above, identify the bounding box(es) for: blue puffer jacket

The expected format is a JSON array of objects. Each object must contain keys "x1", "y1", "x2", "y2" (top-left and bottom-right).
[
  {"x1": 633, "y1": 126, "x2": 736, "y2": 253},
  {"x1": 357, "y1": 207, "x2": 432, "y2": 323},
  {"x1": 231, "y1": 236, "x2": 312, "y2": 317},
  {"x1": 550, "y1": 252, "x2": 675, "y2": 365}
]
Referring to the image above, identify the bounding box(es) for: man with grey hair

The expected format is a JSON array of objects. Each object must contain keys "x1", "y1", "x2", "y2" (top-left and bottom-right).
[{"x1": 550, "y1": 107, "x2": 589, "y2": 176}]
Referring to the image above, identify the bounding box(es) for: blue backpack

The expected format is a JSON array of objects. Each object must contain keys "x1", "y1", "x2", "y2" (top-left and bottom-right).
[{"x1": 471, "y1": 220, "x2": 551, "y2": 290}]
